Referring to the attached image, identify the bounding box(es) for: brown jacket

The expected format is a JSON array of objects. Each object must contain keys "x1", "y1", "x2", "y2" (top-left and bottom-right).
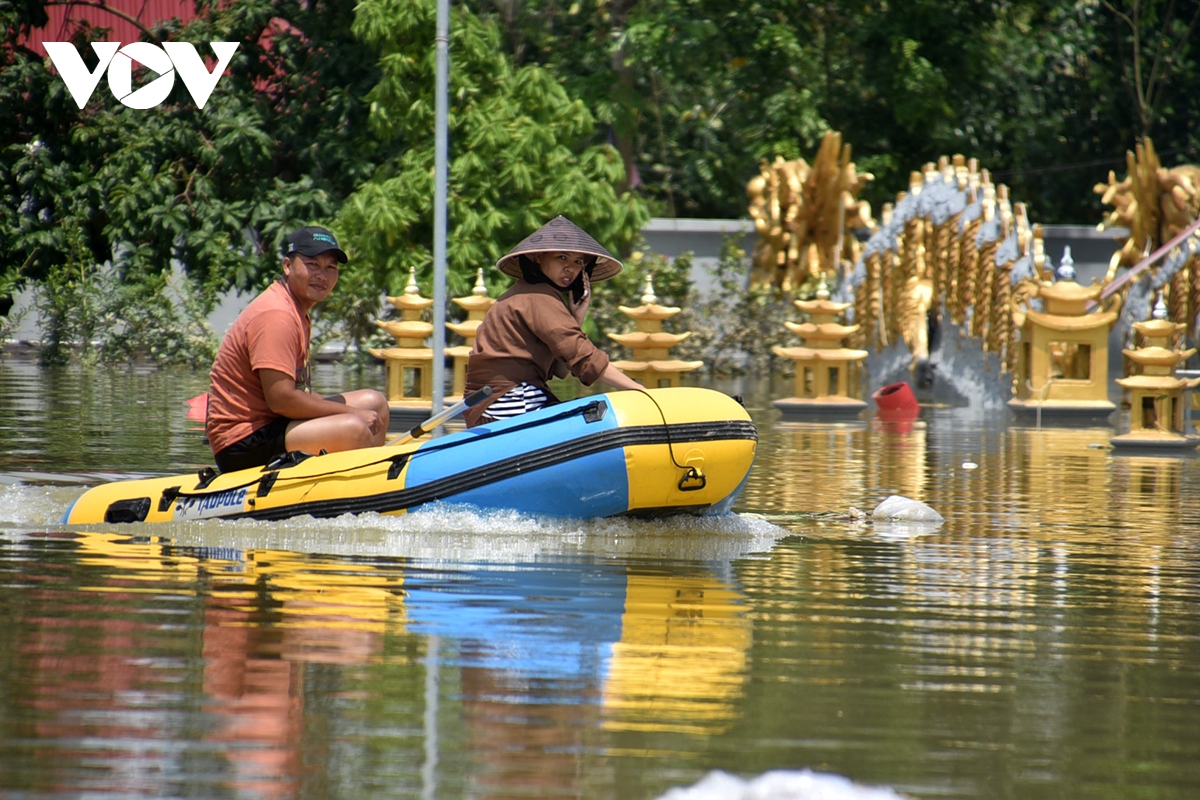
[{"x1": 464, "y1": 281, "x2": 610, "y2": 426}]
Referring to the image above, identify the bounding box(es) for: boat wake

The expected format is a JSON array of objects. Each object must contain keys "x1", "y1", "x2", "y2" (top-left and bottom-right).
[{"x1": 1, "y1": 481, "x2": 789, "y2": 564}]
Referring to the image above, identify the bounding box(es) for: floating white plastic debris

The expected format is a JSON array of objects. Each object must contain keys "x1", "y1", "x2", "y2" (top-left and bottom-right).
[
  {"x1": 656, "y1": 768, "x2": 910, "y2": 800},
  {"x1": 872, "y1": 494, "x2": 944, "y2": 523},
  {"x1": 962, "y1": 461, "x2": 978, "y2": 469}
]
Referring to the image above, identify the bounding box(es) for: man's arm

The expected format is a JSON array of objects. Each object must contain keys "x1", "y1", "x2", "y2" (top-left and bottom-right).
[{"x1": 260, "y1": 369, "x2": 384, "y2": 436}]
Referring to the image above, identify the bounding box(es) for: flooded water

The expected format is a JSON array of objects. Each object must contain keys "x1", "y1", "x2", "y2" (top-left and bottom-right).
[{"x1": 1, "y1": 357, "x2": 1199, "y2": 800}]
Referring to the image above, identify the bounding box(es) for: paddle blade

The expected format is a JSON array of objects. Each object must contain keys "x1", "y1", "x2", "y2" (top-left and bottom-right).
[{"x1": 185, "y1": 393, "x2": 209, "y2": 421}]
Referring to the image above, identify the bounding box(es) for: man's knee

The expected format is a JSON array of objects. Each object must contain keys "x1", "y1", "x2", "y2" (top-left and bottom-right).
[
  {"x1": 344, "y1": 388, "x2": 389, "y2": 412},
  {"x1": 369, "y1": 389, "x2": 389, "y2": 414}
]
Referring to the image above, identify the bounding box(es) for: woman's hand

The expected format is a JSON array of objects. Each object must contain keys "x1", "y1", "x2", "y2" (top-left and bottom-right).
[
  {"x1": 571, "y1": 272, "x2": 591, "y2": 324},
  {"x1": 599, "y1": 363, "x2": 643, "y2": 392}
]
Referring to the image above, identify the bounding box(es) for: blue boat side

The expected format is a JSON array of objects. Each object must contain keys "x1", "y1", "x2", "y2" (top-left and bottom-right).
[{"x1": 404, "y1": 395, "x2": 630, "y2": 518}]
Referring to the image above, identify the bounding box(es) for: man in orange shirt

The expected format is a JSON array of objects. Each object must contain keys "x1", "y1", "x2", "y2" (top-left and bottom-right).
[{"x1": 206, "y1": 226, "x2": 390, "y2": 473}]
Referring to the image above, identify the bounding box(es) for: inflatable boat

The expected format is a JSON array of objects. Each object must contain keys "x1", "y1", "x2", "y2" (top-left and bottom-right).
[{"x1": 62, "y1": 387, "x2": 757, "y2": 525}]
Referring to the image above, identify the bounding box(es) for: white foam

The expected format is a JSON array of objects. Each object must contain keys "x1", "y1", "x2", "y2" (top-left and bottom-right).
[
  {"x1": 0, "y1": 482, "x2": 82, "y2": 531},
  {"x1": 657, "y1": 769, "x2": 911, "y2": 800},
  {"x1": 163, "y1": 504, "x2": 789, "y2": 563}
]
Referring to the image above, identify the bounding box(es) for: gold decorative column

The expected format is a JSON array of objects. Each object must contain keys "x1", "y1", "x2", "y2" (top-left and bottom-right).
[
  {"x1": 369, "y1": 267, "x2": 434, "y2": 419},
  {"x1": 771, "y1": 276, "x2": 868, "y2": 417},
  {"x1": 1008, "y1": 251, "x2": 1121, "y2": 420},
  {"x1": 445, "y1": 268, "x2": 495, "y2": 400},
  {"x1": 1111, "y1": 297, "x2": 1200, "y2": 449},
  {"x1": 608, "y1": 275, "x2": 703, "y2": 388}
]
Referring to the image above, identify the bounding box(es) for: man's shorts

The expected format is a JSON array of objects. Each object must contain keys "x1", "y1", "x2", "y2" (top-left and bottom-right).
[{"x1": 214, "y1": 417, "x2": 291, "y2": 473}]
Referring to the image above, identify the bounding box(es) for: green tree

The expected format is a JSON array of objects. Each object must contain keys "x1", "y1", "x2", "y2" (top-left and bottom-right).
[
  {"x1": 1100, "y1": 0, "x2": 1200, "y2": 138},
  {"x1": 1, "y1": 0, "x2": 389, "y2": 362},
  {"x1": 2, "y1": 0, "x2": 649, "y2": 361},
  {"x1": 338, "y1": 0, "x2": 650, "y2": 332},
  {"x1": 472, "y1": 0, "x2": 1200, "y2": 224}
]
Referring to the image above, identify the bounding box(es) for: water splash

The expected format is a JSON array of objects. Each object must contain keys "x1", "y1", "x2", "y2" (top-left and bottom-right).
[
  {"x1": 169, "y1": 505, "x2": 790, "y2": 564},
  {"x1": 1, "y1": 480, "x2": 790, "y2": 564},
  {"x1": 0, "y1": 482, "x2": 82, "y2": 530},
  {"x1": 863, "y1": 318, "x2": 1009, "y2": 412}
]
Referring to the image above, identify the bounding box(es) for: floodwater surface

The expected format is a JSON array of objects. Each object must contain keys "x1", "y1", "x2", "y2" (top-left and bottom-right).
[{"x1": 1, "y1": 358, "x2": 1198, "y2": 800}]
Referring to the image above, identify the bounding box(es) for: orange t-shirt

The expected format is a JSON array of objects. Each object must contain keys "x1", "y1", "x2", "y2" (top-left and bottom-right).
[{"x1": 205, "y1": 281, "x2": 310, "y2": 455}]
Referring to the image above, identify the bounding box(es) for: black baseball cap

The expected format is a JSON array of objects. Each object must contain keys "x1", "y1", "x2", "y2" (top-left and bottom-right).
[{"x1": 286, "y1": 226, "x2": 348, "y2": 263}]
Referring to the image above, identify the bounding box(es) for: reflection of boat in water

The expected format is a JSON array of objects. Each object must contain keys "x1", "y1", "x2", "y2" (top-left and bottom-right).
[
  {"x1": 70, "y1": 524, "x2": 760, "y2": 746},
  {"x1": 62, "y1": 388, "x2": 757, "y2": 525}
]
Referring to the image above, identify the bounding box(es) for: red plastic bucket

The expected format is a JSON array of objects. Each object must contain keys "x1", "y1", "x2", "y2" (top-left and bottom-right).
[{"x1": 872, "y1": 382, "x2": 918, "y2": 413}]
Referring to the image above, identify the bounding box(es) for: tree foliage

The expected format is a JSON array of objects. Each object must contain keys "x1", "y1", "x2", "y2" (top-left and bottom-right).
[
  {"x1": 4, "y1": 0, "x2": 384, "y2": 289},
  {"x1": 471, "y1": 0, "x2": 1200, "y2": 222},
  {"x1": 3, "y1": 0, "x2": 1200, "y2": 364},
  {"x1": 1, "y1": 0, "x2": 649, "y2": 360},
  {"x1": 1, "y1": 0, "x2": 388, "y2": 362},
  {"x1": 338, "y1": 0, "x2": 649, "y2": 319}
]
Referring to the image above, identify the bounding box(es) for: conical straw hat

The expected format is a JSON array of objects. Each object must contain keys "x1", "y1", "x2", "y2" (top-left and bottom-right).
[{"x1": 496, "y1": 216, "x2": 624, "y2": 281}]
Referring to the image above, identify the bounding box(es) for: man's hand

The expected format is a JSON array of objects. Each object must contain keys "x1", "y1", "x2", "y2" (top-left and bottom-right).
[{"x1": 352, "y1": 405, "x2": 385, "y2": 438}]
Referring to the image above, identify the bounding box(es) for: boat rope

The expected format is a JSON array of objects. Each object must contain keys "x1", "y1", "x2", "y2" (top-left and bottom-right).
[
  {"x1": 630, "y1": 390, "x2": 745, "y2": 492},
  {"x1": 638, "y1": 388, "x2": 696, "y2": 486}
]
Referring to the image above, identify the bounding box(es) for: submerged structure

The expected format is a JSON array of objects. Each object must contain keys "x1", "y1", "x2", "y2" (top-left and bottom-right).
[
  {"x1": 370, "y1": 268, "x2": 435, "y2": 424},
  {"x1": 1008, "y1": 251, "x2": 1121, "y2": 419},
  {"x1": 771, "y1": 276, "x2": 868, "y2": 417},
  {"x1": 1111, "y1": 297, "x2": 1200, "y2": 449},
  {"x1": 445, "y1": 268, "x2": 495, "y2": 401},
  {"x1": 608, "y1": 274, "x2": 703, "y2": 389}
]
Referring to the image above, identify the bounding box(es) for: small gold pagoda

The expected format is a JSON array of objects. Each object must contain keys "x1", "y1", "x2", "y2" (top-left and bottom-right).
[
  {"x1": 771, "y1": 274, "x2": 868, "y2": 417},
  {"x1": 1111, "y1": 296, "x2": 1200, "y2": 449},
  {"x1": 369, "y1": 267, "x2": 434, "y2": 421},
  {"x1": 445, "y1": 268, "x2": 495, "y2": 400},
  {"x1": 1008, "y1": 248, "x2": 1120, "y2": 419},
  {"x1": 608, "y1": 274, "x2": 703, "y2": 388}
]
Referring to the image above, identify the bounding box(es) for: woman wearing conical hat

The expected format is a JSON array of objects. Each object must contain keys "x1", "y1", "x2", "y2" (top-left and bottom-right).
[{"x1": 464, "y1": 216, "x2": 643, "y2": 427}]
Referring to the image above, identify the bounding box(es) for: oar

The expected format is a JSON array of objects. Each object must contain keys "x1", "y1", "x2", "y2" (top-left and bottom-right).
[{"x1": 386, "y1": 386, "x2": 493, "y2": 446}]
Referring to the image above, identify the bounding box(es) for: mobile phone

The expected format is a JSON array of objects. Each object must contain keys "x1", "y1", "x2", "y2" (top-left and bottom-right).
[{"x1": 570, "y1": 263, "x2": 595, "y2": 304}]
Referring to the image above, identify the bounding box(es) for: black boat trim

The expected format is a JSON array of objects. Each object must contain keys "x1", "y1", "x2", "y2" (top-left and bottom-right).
[{"x1": 218, "y1": 420, "x2": 757, "y2": 522}]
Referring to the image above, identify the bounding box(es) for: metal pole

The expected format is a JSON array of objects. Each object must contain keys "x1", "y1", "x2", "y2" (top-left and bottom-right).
[
  {"x1": 431, "y1": 0, "x2": 450, "y2": 416},
  {"x1": 421, "y1": 634, "x2": 440, "y2": 800}
]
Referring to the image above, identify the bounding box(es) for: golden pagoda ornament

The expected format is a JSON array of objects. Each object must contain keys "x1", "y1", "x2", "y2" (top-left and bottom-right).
[
  {"x1": 1111, "y1": 295, "x2": 1200, "y2": 449},
  {"x1": 771, "y1": 274, "x2": 868, "y2": 417},
  {"x1": 369, "y1": 267, "x2": 434, "y2": 422},
  {"x1": 608, "y1": 274, "x2": 703, "y2": 388},
  {"x1": 1008, "y1": 248, "x2": 1121, "y2": 419},
  {"x1": 445, "y1": 268, "x2": 495, "y2": 400}
]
